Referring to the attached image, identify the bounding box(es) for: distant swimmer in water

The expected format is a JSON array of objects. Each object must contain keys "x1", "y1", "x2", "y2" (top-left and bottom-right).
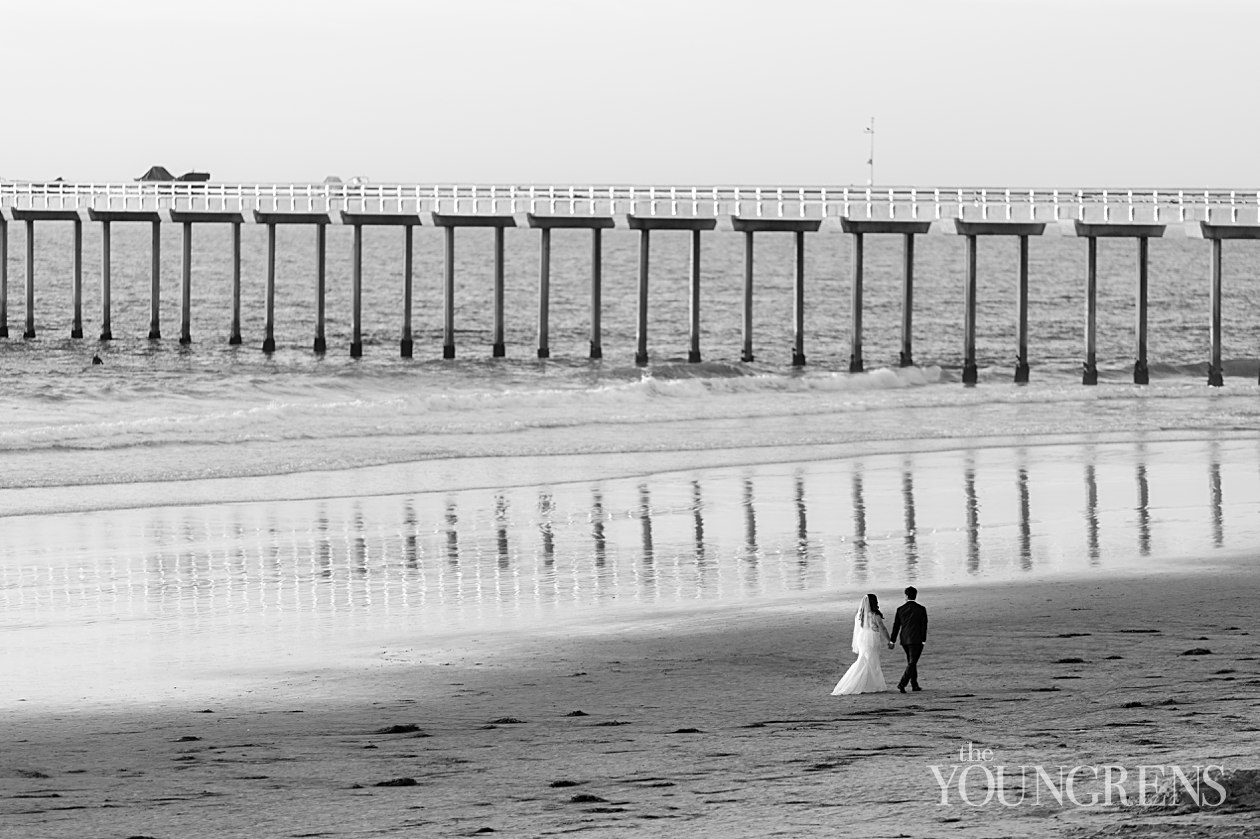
[{"x1": 92, "y1": 355, "x2": 103, "y2": 365}]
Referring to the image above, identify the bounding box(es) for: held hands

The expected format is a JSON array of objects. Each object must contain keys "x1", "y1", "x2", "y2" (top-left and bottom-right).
[{"x1": 887, "y1": 642, "x2": 895, "y2": 649}]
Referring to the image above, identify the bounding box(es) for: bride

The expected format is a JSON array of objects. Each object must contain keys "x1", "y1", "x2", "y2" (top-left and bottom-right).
[{"x1": 831, "y1": 593, "x2": 892, "y2": 695}]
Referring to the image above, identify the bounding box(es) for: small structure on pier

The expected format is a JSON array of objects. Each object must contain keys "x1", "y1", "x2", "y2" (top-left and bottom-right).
[
  {"x1": 136, "y1": 165, "x2": 175, "y2": 182},
  {"x1": 135, "y1": 165, "x2": 209, "y2": 182}
]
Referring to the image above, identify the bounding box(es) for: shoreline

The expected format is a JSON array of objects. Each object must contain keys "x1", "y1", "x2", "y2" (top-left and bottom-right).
[
  {"x1": 2, "y1": 425, "x2": 1255, "y2": 519},
  {"x1": 5, "y1": 556, "x2": 1258, "y2": 837}
]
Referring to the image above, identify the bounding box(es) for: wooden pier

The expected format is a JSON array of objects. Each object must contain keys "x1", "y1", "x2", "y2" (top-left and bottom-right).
[{"x1": 1, "y1": 181, "x2": 1259, "y2": 385}]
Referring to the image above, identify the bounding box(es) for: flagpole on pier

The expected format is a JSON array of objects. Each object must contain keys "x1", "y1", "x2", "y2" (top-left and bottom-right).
[{"x1": 866, "y1": 117, "x2": 875, "y2": 186}]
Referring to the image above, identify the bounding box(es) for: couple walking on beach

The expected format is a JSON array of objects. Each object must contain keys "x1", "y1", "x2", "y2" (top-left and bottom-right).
[{"x1": 831, "y1": 587, "x2": 927, "y2": 696}]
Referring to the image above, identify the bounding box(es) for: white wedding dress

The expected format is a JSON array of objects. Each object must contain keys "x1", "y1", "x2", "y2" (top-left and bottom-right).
[{"x1": 831, "y1": 608, "x2": 889, "y2": 695}]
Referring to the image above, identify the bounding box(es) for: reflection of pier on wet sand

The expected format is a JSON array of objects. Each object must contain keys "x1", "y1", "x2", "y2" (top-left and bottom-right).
[{"x1": 3, "y1": 439, "x2": 1256, "y2": 647}]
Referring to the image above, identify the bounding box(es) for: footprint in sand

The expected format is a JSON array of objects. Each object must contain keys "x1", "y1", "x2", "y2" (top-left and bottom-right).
[
  {"x1": 373, "y1": 777, "x2": 419, "y2": 787},
  {"x1": 371, "y1": 724, "x2": 423, "y2": 734}
]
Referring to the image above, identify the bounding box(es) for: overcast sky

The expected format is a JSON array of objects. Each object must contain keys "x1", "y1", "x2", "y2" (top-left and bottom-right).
[{"x1": 3, "y1": 0, "x2": 1256, "y2": 187}]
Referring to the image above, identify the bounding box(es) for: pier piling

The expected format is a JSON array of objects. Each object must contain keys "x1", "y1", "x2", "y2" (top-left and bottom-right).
[
  {"x1": 264, "y1": 222, "x2": 276, "y2": 353},
  {"x1": 1073, "y1": 222, "x2": 1166, "y2": 386},
  {"x1": 495, "y1": 226, "x2": 506, "y2": 358},
  {"x1": 1209, "y1": 237, "x2": 1222, "y2": 386},
  {"x1": 338, "y1": 213, "x2": 423, "y2": 357},
  {"x1": 963, "y1": 233, "x2": 979, "y2": 385},
  {"x1": 348, "y1": 215, "x2": 422, "y2": 357},
  {"x1": 71, "y1": 218, "x2": 83, "y2": 339},
  {"x1": 1084, "y1": 236, "x2": 1098, "y2": 385},
  {"x1": 254, "y1": 212, "x2": 333, "y2": 354},
  {"x1": 731, "y1": 218, "x2": 822, "y2": 365},
  {"x1": 351, "y1": 223, "x2": 363, "y2": 357},
  {"x1": 443, "y1": 225, "x2": 455, "y2": 358},
  {"x1": 527, "y1": 215, "x2": 615, "y2": 361},
  {"x1": 170, "y1": 212, "x2": 247, "y2": 346},
  {"x1": 432, "y1": 213, "x2": 516, "y2": 359},
  {"x1": 1135, "y1": 237, "x2": 1149, "y2": 384},
  {"x1": 99, "y1": 221, "x2": 111, "y2": 340},
  {"x1": 1198, "y1": 222, "x2": 1260, "y2": 385},
  {"x1": 402, "y1": 225, "x2": 413, "y2": 358},
  {"x1": 741, "y1": 230, "x2": 752, "y2": 362},
  {"x1": 149, "y1": 220, "x2": 161, "y2": 340},
  {"x1": 9, "y1": 209, "x2": 84, "y2": 339},
  {"x1": 89, "y1": 211, "x2": 163, "y2": 341},
  {"x1": 691, "y1": 229, "x2": 703, "y2": 363},
  {"x1": 24, "y1": 218, "x2": 33, "y2": 338},
  {"x1": 1016, "y1": 235, "x2": 1029, "y2": 383},
  {"x1": 180, "y1": 221, "x2": 192, "y2": 344},
  {"x1": 841, "y1": 220, "x2": 932, "y2": 374},
  {"x1": 794, "y1": 230, "x2": 806, "y2": 366},
  {"x1": 537, "y1": 228, "x2": 550, "y2": 358},
  {"x1": 314, "y1": 224, "x2": 325, "y2": 353},
  {"x1": 591, "y1": 228, "x2": 603, "y2": 359},
  {"x1": 231, "y1": 222, "x2": 242, "y2": 345},
  {"x1": 626, "y1": 215, "x2": 717, "y2": 367},
  {"x1": 900, "y1": 233, "x2": 915, "y2": 368},
  {"x1": 849, "y1": 230, "x2": 863, "y2": 373},
  {"x1": 954, "y1": 221, "x2": 1046, "y2": 384},
  {"x1": 637, "y1": 228, "x2": 649, "y2": 366}
]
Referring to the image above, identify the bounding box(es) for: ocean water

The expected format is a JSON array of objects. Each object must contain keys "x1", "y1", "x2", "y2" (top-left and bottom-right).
[
  {"x1": 2, "y1": 221, "x2": 1260, "y2": 703},
  {"x1": 2, "y1": 221, "x2": 1258, "y2": 488}
]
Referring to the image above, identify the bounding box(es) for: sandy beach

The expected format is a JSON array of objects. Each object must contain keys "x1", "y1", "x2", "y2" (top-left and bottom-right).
[
  {"x1": 9, "y1": 4, "x2": 1260, "y2": 839},
  {"x1": 5, "y1": 550, "x2": 1258, "y2": 838}
]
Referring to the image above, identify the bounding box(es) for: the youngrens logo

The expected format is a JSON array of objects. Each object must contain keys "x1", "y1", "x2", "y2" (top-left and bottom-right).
[{"x1": 931, "y1": 743, "x2": 1227, "y2": 807}]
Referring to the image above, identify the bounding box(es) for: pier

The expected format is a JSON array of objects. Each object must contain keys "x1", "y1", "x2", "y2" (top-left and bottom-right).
[{"x1": 2, "y1": 181, "x2": 1259, "y2": 384}]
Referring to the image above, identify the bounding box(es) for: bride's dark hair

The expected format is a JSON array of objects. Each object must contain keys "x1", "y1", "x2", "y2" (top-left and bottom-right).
[{"x1": 866, "y1": 593, "x2": 882, "y2": 617}]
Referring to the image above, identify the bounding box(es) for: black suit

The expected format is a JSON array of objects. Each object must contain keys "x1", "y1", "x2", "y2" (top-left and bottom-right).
[{"x1": 889, "y1": 600, "x2": 928, "y2": 690}]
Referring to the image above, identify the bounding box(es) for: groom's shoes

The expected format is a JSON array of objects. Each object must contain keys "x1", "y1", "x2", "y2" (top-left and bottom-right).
[
  {"x1": 897, "y1": 685, "x2": 906, "y2": 693},
  {"x1": 911, "y1": 685, "x2": 922, "y2": 691}
]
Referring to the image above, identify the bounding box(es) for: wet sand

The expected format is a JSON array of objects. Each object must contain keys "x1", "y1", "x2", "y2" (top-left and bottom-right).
[
  {"x1": 5, "y1": 436, "x2": 1259, "y2": 715},
  {"x1": 4, "y1": 555, "x2": 1258, "y2": 838}
]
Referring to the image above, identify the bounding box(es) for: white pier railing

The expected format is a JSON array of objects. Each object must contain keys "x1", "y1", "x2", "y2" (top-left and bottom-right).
[{"x1": 2, "y1": 182, "x2": 1260, "y2": 225}]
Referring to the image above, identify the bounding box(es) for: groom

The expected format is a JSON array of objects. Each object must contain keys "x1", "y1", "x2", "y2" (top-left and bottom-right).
[{"x1": 888, "y1": 586, "x2": 928, "y2": 693}]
